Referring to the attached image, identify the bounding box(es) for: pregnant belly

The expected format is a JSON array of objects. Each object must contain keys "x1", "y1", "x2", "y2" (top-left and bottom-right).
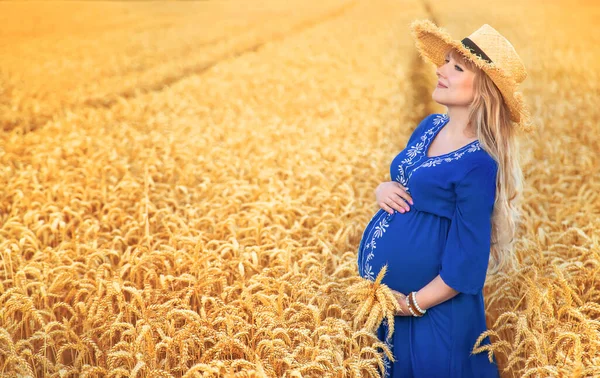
[{"x1": 358, "y1": 208, "x2": 451, "y2": 294}]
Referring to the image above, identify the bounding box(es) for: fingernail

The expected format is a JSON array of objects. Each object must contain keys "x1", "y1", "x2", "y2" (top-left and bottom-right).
[{"x1": 410, "y1": 200, "x2": 414, "y2": 205}]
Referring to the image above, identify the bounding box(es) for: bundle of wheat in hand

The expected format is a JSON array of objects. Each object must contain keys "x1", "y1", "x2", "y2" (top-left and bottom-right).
[{"x1": 347, "y1": 264, "x2": 401, "y2": 341}]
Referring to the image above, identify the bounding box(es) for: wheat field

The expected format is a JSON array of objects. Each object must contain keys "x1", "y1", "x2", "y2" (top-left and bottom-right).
[{"x1": 1, "y1": 0, "x2": 599, "y2": 377}]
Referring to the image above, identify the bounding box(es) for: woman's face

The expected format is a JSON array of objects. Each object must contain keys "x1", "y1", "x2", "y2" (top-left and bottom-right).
[{"x1": 432, "y1": 51, "x2": 476, "y2": 107}]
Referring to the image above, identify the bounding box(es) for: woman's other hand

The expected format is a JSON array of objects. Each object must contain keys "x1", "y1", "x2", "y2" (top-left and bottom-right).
[
  {"x1": 391, "y1": 290, "x2": 412, "y2": 316},
  {"x1": 375, "y1": 181, "x2": 413, "y2": 215}
]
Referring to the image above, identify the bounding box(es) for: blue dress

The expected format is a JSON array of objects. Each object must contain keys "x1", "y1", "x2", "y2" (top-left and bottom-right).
[{"x1": 357, "y1": 113, "x2": 501, "y2": 378}]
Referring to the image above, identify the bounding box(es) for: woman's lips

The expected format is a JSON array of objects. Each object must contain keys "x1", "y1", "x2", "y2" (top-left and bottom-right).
[{"x1": 437, "y1": 82, "x2": 448, "y2": 88}]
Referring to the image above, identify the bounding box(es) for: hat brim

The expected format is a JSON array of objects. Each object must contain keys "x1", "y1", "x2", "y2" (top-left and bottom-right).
[{"x1": 409, "y1": 19, "x2": 533, "y2": 132}]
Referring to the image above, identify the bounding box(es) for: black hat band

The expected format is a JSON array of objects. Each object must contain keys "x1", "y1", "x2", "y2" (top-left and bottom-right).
[{"x1": 461, "y1": 37, "x2": 493, "y2": 64}]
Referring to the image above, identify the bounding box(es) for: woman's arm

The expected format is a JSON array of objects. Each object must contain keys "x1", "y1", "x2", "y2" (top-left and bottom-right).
[
  {"x1": 414, "y1": 274, "x2": 459, "y2": 311},
  {"x1": 393, "y1": 274, "x2": 458, "y2": 315}
]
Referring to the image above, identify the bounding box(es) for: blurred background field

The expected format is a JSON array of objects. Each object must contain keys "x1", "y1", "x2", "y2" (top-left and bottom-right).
[{"x1": 1, "y1": 0, "x2": 599, "y2": 377}]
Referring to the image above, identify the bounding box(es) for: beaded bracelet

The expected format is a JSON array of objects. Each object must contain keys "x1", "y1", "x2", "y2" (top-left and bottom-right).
[
  {"x1": 412, "y1": 291, "x2": 426, "y2": 316},
  {"x1": 408, "y1": 291, "x2": 426, "y2": 317},
  {"x1": 405, "y1": 295, "x2": 418, "y2": 316},
  {"x1": 407, "y1": 295, "x2": 422, "y2": 317}
]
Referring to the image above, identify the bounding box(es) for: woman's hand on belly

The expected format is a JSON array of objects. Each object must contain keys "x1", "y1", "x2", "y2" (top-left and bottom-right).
[
  {"x1": 376, "y1": 181, "x2": 414, "y2": 214},
  {"x1": 391, "y1": 290, "x2": 413, "y2": 317}
]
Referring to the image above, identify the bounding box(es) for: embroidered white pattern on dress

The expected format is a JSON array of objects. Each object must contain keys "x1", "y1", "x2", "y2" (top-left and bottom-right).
[
  {"x1": 358, "y1": 210, "x2": 390, "y2": 281},
  {"x1": 395, "y1": 113, "x2": 480, "y2": 189},
  {"x1": 411, "y1": 142, "x2": 480, "y2": 175},
  {"x1": 394, "y1": 114, "x2": 448, "y2": 188}
]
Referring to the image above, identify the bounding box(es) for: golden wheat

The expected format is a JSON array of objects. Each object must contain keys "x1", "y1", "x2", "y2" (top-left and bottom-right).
[
  {"x1": 1, "y1": 0, "x2": 599, "y2": 377},
  {"x1": 346, "y1": 265, "x2": 400, "y2": 342}
]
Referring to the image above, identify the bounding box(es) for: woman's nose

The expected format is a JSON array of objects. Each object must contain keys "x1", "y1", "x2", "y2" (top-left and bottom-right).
[{"x1": 436, "y1": 66, "x2": 446, "y2": 79}]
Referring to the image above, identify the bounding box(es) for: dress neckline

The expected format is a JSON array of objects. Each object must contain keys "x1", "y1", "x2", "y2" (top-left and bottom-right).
[{"x1": 425, "y1": 114, "x2": 480, "y2": 159}]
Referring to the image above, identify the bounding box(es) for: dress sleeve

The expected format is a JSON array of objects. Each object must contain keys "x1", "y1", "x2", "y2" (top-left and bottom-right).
[{"x1": 439, "y1": 160, "x2": 498, "y2": 295}]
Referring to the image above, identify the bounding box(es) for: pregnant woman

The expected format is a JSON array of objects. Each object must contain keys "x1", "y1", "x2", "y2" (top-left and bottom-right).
[{"x1": 357, "y1": 20, "x2": 533, "y2": 377}]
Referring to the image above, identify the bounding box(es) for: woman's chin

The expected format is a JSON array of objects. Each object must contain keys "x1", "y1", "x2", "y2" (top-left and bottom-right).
[{"x1": 431, "y1": 92, "x2": 447, "y2": 105}]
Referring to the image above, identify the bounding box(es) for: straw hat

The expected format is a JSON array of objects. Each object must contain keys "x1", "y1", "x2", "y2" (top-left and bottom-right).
[{"x1": 409, "y1": 19, "x2": 533, "y2": 133}]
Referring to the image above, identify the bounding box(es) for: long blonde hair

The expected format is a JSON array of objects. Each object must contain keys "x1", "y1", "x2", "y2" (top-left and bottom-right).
[{"x1": 445, "y1": 47, "x2": 522, "y2": 275}]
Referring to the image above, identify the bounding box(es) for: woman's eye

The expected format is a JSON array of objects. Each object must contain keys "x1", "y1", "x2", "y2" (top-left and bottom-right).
[{"x1": 444, "y1": 58, "x2": 463, "y2": 71}]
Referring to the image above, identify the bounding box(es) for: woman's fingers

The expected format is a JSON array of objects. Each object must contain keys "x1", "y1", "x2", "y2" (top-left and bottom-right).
[
  {"x1": 383, "y1": 196, "x2": 409, "y2": 213},
  {"x1": 395, "y1": 186, "x2": 414, "y2": 205},
  {"x1": 380, "y1": 202, "x2": 394, "y2": 215},
  {"x1": 391, "y1": 193, "x2": 411, "y2": 212},
  {"x1": 393, "y1": 182, "x2": 414, "y2": 205},
  {"x1": 391, "y1": 290, "x2": 409, "y2": 316},
  {"x1": 378, "y1": 182, "x2": 414, "y2": 214},
  {"x1": 386, "y1": 194, "x2": 410, "y2": 213},
  {"x1": 385, "y1": 199, "x2": 406, "y2": 213}
]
